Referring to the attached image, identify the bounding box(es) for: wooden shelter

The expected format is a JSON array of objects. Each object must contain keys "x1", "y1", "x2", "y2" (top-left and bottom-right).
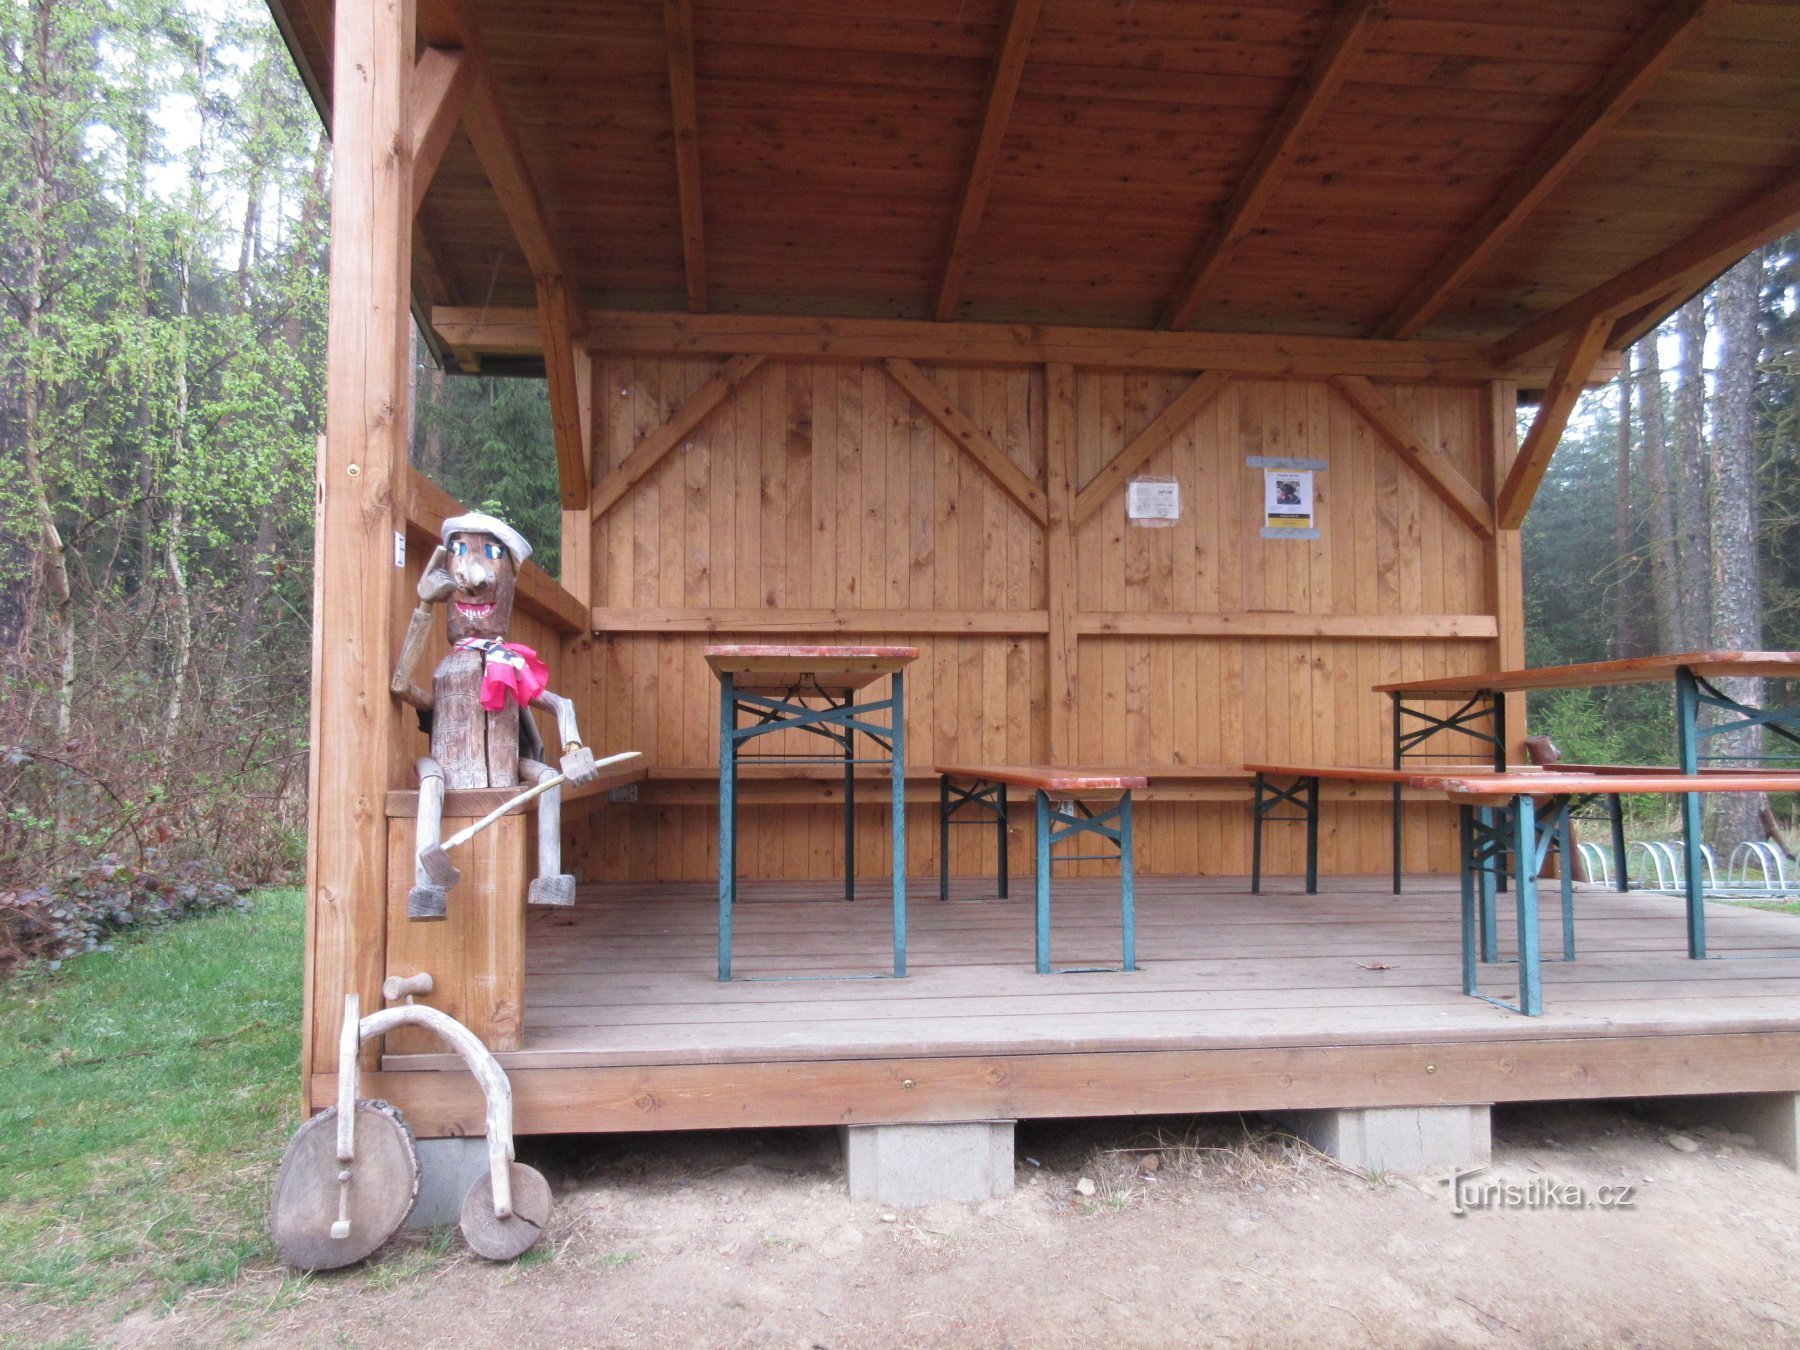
[{"x1": 274, "y1": 0, "x2": 1800, "y2": 1141}]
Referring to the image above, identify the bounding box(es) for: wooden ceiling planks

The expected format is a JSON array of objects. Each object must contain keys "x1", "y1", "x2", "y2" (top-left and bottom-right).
[{"x1": 267, "y1": 0, "x2": 1800, "y2": 357}]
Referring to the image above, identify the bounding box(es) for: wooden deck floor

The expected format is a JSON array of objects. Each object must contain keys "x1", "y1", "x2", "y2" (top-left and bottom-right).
[{"x1": 366, "y1": 875, "x2": 1800, "y2": 1137}]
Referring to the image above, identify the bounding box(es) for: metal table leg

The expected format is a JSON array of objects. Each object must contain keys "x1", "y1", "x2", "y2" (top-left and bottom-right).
[
  {"x1": 891, "y1": 671, "x2": 906, "y2": 978},
  {"x1": 718, "y1": 672, "x2": 737, "y2": 981},
  {"x1": 1675, "y1": 667, "x2": 1708, "y2": 959}
]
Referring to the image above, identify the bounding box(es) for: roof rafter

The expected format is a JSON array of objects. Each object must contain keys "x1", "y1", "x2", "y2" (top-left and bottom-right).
[
  {"x1": 417, "y1": 0, "x2": 582, "y2": 310},
  {"x1": 1491, "y1": 166, "x2": 1800, "y2": 367},
  {"x1": 932, "y1": 0, "x2": 1044, "y2": 323},
  {"x1": 1159, "y1": 0, "x2": 1384, "y2": 332},
  {"x1": 665, "y1": 0, "x2": 707, "y2": 312},
  {"x1": 1375, "y1": 0, "x2": 1722, "y2": 342}
]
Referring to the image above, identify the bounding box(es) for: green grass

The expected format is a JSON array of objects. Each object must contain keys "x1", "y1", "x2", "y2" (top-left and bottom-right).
[{"x1": 0, "y1": 890, "x2": 304, "y2": 1309}]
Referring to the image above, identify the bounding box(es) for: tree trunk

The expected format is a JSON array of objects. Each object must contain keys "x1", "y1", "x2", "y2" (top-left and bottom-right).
[
  {"x1": 21, "y1": 0, "x2": 77, "y2": 749},
  {"x1": 1637, "y1": 339, "x2": 1680, "y2": 654},
  {"x1": 1614, "y1": 365, "x2": 1635, "y2": 656},
  {"x1": 231, "y1": 135, "x2": 329, "y2": 662},
  {"x1": 1672, "y1": 295, "x2": 1713, "y2": 652},
  {"x1": 1708, "y1": 253, "x2": 1766, "y2": 848}
]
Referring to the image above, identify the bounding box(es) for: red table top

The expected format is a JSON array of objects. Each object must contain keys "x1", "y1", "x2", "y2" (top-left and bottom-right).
[
  {"x1": 1374, "y1": 651, "x2": 1800, "y2": 698},
  {"x1": 705, "y1": 643, "x2": 918, "y2": 694},
  {"x1": 937, "y1": 765, "x2": 1148, "y2": 792}
]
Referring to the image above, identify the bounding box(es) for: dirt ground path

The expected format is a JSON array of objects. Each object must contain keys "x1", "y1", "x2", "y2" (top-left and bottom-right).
[{"x1": 34, "y1": 1100, "x2": 1800, "y2": 1347}]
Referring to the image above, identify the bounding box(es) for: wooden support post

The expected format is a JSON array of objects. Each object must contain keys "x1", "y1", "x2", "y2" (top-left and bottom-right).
[
  {"x1": 538, "y1": 274, "x2": 591, "y2": 509},
  {"x1": 560, "y1": 348, "x2": 596, "y2": 607},
  {"x1": 1486, "y1": 380, "x2": 1527, "y2": 760},
  {"x1": 1044, "y1": 362, "x2": 1077, "y2": 762},
  {"x1": 306, "y1": 0, "x2": 417, "y2": 1104},
  {"x1": 1497, "y1": 315, "x2": 1613, "y2": 529}
]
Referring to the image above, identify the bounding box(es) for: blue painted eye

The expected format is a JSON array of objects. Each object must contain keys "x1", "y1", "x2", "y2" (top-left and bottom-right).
[
  {"x1": 486, "y1": 543, "x2": 504, "y2": 561},
  {"x1": 453, "y1": 540, "x2": 468, "y2": 555}
]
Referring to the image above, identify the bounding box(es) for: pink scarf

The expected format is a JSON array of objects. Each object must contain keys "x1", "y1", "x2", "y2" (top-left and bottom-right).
[{"x1": 455, "y1": 638, "x2": 550, "y2": 712}]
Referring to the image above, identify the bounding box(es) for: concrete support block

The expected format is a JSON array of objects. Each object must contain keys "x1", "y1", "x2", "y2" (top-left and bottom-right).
[
  {"x1": 841, "y1": 1120, "x2": 1015, "y2": 1206},
  {"x1": 1272, "y1": 1104, "x2": 1492, "y2": 1175},
  {"x1": 403, "y1": 1134, "x2": 492, "y2": 1229},
  {"x1": 1642, "y1": 1093, "x2": 1800, "y2": 1171}
]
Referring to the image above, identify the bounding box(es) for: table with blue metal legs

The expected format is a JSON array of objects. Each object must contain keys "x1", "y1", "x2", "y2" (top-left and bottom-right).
[{"x1": 707, "y1": 644, "x2": 918, "y2": 982}]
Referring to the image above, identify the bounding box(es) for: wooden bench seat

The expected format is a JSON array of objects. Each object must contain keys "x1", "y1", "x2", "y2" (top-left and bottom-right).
[
  {"x1": 1416, "y1": 770, "x2": 1800, "y2": 1018},
  {"x1": 1244, "y1": 763, "x2": 1507, "y2": 896},
  {"x1": 936, "y1": 765, "x2": 1167, "y2": 974},
  {"x1": 385, "y1": 759, "x2": 650, "y2": 822}
]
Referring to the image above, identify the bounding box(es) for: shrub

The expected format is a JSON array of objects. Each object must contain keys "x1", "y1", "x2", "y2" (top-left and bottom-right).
[{"x1": 0, "y1": 851, "x2": 248, "y2": 973}]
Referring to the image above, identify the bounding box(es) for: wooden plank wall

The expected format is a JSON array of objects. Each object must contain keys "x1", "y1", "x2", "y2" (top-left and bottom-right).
[{"x1": 572, "y1": 355, "x2": 1508, "y2": 883}]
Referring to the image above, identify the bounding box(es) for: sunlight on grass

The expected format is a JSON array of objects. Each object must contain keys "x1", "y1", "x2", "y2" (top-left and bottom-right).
[{"x1": 0, "y1": 891, "x2": 304, "y2": 1308}]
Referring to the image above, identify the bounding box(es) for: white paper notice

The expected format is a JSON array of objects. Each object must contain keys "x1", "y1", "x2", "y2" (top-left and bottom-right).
[{"x1": 1127, "y1": 476, "x2": 1180, "y2": 527}]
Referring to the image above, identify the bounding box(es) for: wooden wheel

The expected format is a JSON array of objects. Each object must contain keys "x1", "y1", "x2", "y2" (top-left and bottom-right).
[
  {"x1": 269, "y1": 1102, "x2": 419, "y2": 1271},
  {"x1": 460, "y1": 1161, "x2": 552, "y2": 1260}
]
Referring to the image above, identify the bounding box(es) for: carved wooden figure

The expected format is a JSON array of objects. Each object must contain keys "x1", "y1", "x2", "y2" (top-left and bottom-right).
[{"x1": 392, "y1": 513, "x2": 599, "y2": 919}]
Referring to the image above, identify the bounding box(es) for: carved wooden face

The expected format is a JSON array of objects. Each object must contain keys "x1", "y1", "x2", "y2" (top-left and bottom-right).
[{"x1": 443, "y1": 531, "x2": 518, "y2": 642}]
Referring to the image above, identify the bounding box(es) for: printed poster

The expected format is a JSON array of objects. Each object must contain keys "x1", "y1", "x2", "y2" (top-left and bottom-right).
[{"x1": 1264, "y1": 468, "x2": 1314, "y2": 532}]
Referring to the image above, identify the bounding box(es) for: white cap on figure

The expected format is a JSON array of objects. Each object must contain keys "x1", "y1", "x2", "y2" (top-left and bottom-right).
[{"x1": 440, "y1": 511, "x2": 532, "y2": 565}]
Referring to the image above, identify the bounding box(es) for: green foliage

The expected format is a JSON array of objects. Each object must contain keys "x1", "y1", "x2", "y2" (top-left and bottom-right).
[
  {"x1": 0, "y1": 890, "x2": 302, "y2": 1306},
  {"x1": 0, "y1": 850, "x2": 247, "y2": 970},
  {"x1": 0, "y1": 0, "x2": 326, "y2": 892},
  {"x1": 414, "y1": 369, "x2": 564, "y2": 578}
]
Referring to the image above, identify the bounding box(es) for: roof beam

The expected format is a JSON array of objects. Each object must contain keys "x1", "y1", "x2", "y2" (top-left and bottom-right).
[
  {"x1": 1159, "y1": 0, "x2": 1384, "y2": 332},
  {"x1": 1327, "y1": 376, "x2": 1495, "y2": 540},
  {"x1": 418, "y1": 0, "x2": 582, "y2": 321},
  {"x1": 1375, "y1": 0, "x2": 1721, "y2": 342},
  {"x1": 880, "y1": 358, "x2": 1050, "y2": 524},
  {"x1": 408, "y1": 46, "x2": 474, "y2": 217},
  {"x1": 1492, "y1": 166, "x2": 1800, "y2": 367},
  {"x1": 1496, "y1": 315, "x2": 1613, "y2": 528},
  {"x1": 591, "y1": 355, "x2": 766, "y2": 518},
  {"x1": 665, "y1": 0, "x2": 707, "y2": 312},
  {"x1": 933, "y1": 0, "x2": 1044, "y2": 322},
  {"x1": 1073, "y1": 372, "x2": 1233, "y2": 525},
  {"x1": 429, "y1": 306, "x2": 1595, "y2": 384}
]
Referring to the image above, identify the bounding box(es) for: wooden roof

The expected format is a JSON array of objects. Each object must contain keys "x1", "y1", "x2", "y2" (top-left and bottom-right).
[{"x1": 272, "y1": 0, "x2": 1800, "y2": 369}]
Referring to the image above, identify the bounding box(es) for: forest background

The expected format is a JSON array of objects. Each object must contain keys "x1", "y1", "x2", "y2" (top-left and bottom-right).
[{"x1": 3, "y1": 0, "x2": 1797, "y2": 964}]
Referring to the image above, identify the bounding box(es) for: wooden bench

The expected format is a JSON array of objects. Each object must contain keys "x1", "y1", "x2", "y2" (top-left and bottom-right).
[
  {"x1": 935, "y1": 765, "x2": 1155, "y2": 973},
  {"x1": 1245, "y1": 763, "x2": 1508, "y2": 896},
  {"x1": 1421, "y1": 770, "x2": 1800, "y2": 1016}
]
